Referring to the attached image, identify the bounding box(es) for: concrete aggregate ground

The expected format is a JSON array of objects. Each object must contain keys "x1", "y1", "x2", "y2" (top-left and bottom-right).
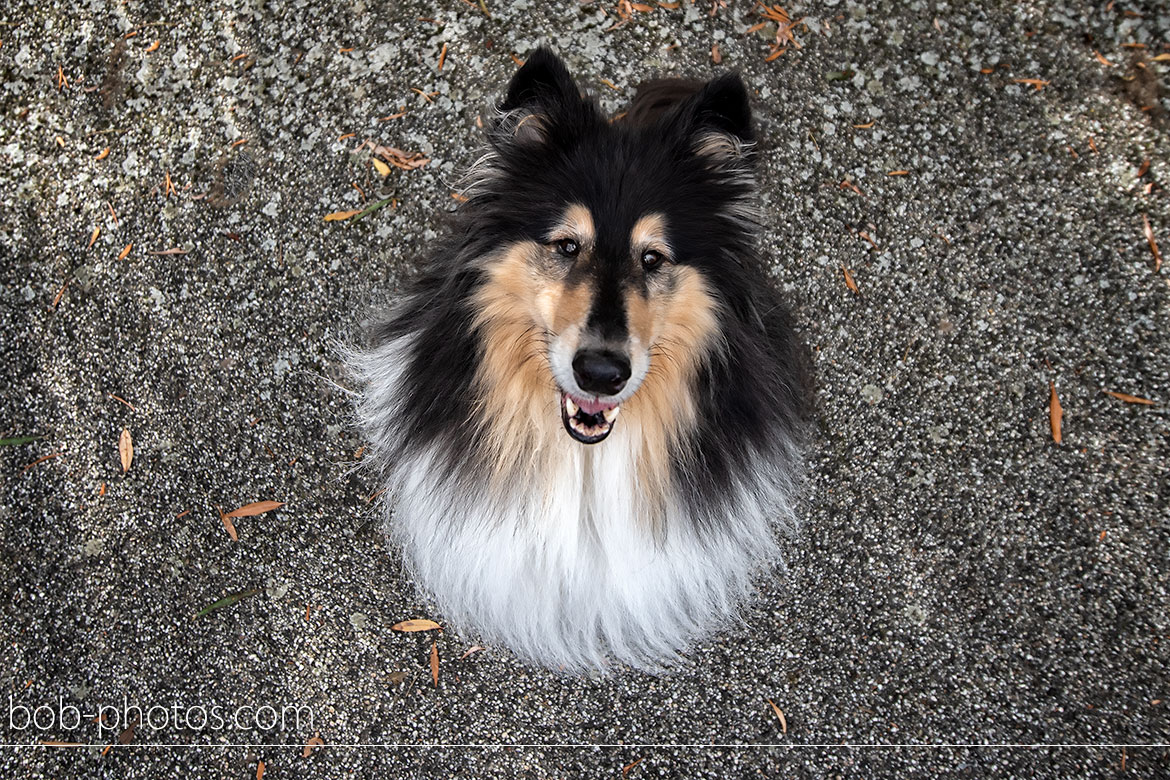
[{"x1": 1, "y1": 0, "x2": 1168, "y2": 777}]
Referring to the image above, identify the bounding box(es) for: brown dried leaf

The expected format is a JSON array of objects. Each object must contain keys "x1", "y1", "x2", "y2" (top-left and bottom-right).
[
  {"x1": 95, "y1": 147, "x2": 110, "y2": 160},
  {"x1": 1103, "y1": 390, "x2": 1155, "y2": 405},
  {"x1": 767, "y1": 698, "x2": 787, "y2": 734},
  {"x1": 220, "y1": 510, "x2": 239, "y2": 542},
  {"x1": 430, "y1": 639, "x2": 440, "y2": 687},
  {"x1": 224, "y1": 500, "x2": 284, "y2": 518},
  {"x1": 108, "y1": 393, "x2": 137, "y2": 411},
  {"x1": 459, "y1": 645, "x2": 486, "y2": 659},
  {"x1": 1142, "y1": 214, "x2": 1162, "y2": 271},
  {"x1": 622, "y1": 757, "x2": 643, "y2": 777},
  {"x1": 117, "y1": 243, "x2": 132, "y2": 260},
  {"x1": 842, "y1": 266, "x2": 859, "y2": 294},
  {"x1": 711, "y1": 43, "x2": 721, "y2": 64},
  {"x1": 323, "y1": 209, "x2": 361, "y2": 222},
  {"x1": 22, "y1": 452, "x2": 62, "y2": 474},
  {"x1": 371, "y1": 158, "x2": 391, "y2": 177},
  {"x1": 1012, "y1": 77, "x2": 1050, "y2": 90},
  {"x1": 839, "y1": 178, "x2": 863, "y2": 196},
  {"x1": 392, "y1": 619, "x2": 442, "y2": 632},
  {"x1": 256, "y1": 759, "x2": 265, "y2": 780},
  {"x1": 374, "y1": 145, "x2": 431, "y2": 171},
  {"x1": 303, "y1": 731, "x2": 323, "y2": 758},
  {"x1": 118, "y1": 428, "x2": 133, "y2": 472},
  {"x1": 1049, "y1": 381, "x2": 1063, "y2": 444},
  {"x1": 1137, "y1": 159, "x2": 1150, "y2": 178},
  {"x1": 87, "y1": 226, "x2": 100, "y2": 248},
  {"x1": 888, "y1": 169, "x2": 910, "y2": 176}
]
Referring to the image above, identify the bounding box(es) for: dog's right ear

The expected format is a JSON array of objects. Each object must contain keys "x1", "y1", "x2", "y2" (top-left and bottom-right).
[
  {"x1": 501, "y1": 48, "x2": 580, "y2": 112},
  {"x1": 496, "y1": 48, "x2": 582, "y2": 145}
]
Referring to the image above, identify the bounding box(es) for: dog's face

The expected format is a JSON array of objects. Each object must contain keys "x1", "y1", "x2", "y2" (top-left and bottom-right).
[{"x1": 469, "y1": 51, "x2": 758, "y2": 451}]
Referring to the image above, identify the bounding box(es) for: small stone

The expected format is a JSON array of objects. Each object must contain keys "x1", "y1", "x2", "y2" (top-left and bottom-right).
[{"x1": 861, "y1": 384, "x2": 883, "y2": 404}]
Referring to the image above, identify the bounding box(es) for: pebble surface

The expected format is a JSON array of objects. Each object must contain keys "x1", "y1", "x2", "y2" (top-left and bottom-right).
[{"x1": 2, "y1": 1, "x2": 1168, "y2": 776}]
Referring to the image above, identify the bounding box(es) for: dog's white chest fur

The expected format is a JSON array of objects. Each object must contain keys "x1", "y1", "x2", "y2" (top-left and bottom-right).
[{"x1": 386, "y1": 414, "x2": 780, "y2": 671}]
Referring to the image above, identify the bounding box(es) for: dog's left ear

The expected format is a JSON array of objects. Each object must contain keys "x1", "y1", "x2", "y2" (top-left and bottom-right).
[
  {"x1": 691, "y1": 73, "x2": 754, "y2": 142},
  {"x1": 674, "y1": 73, "x2": 755, "y2": 162}
]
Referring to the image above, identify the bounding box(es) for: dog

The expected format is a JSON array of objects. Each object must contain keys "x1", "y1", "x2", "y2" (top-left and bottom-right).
[{"x1": 349, "y1": 48, "x2": 810, "y2": 672}]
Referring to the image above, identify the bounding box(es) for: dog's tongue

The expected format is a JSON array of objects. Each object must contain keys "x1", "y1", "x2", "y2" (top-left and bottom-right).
[{"x1": 574, "y1": 396, "x2": 615, "y2": 416}]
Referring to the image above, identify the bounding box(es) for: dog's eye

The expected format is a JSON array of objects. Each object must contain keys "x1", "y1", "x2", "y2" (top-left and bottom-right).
[
  {"x1": 556, "y1": 239, "x2": 580, "y2": 257},
  {"x1": 641, "y1": 250, "x2": 666, "y2": 271}
]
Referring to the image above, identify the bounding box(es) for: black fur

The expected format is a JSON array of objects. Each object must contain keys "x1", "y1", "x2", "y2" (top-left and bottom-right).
[{"x1": 367, "y1": 46, "x2": 810, "y2": 526}]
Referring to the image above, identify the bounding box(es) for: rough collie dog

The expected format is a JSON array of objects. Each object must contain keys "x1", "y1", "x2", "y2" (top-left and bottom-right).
[{"x1": 350, "y1": 49, "x2": 809, "y2": 671}]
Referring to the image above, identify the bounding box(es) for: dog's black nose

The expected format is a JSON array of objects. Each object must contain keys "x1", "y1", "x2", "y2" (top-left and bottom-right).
[{"x1": 572, "y1": 350, "x2": 631, "y2": 396}]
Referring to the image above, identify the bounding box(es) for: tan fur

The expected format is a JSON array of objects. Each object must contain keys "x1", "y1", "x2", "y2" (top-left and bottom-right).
[
  {"x1": 471, "y1": 206, "x2": 722, "y2": 524},
  {"x1": 538, "y1": 206, "x2": 595, "y2": 333},
  {"x1": 511, "y1": 111, "x2": 549, "y2": 146},
  {"x1": 471, "y1": 243, "x2": 562, "y2": 489},
  {"x1": 629, "y1": 213, "x2": 671, "y2": 260},
  {"x1": 549, "y1": 204, "x2": 595, "y2": 245},
  {"x1": 694, "y1": 130, "x2": 746, "y2": 162},
  {"x1": 625, "y1": 267, "x2": 721, "y2": 519}
]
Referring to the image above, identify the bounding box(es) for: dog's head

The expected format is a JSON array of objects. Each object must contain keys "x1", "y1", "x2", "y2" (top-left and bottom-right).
[{"x1": 467, "y1": 49, "x2": 759, "y2": 451}]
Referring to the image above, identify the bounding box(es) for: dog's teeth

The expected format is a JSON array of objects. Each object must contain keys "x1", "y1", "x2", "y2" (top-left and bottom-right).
[
  {"x1": 602, "y1": 405, "x2": 620, "y2": 423},
  {"x1": 565, "y1": 396, "x2": 579, "y2": 416}
]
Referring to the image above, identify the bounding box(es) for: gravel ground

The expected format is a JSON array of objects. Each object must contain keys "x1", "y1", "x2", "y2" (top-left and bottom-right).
[{"x1": 2, "y1": 0, "x2": 1168, "y2": 777}]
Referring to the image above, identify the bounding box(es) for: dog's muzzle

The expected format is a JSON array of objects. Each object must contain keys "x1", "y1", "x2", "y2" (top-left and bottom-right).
[{"x1": 558, "y1": 349, "x2": 629, "y2": 444}]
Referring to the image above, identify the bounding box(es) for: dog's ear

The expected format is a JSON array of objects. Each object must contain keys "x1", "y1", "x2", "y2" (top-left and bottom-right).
[
  {"x1": 501, "y1": 48, "x2": 580, "y2": 112},
  {"x1": 673, "y1": 72, "x2": 755, "y2": 162},
  {"x1": 693, "y1": 73, "x2": 753, "y2": 142},
  {"x1": 496, "y1": 48, "x2": 582, "y2": 146}
]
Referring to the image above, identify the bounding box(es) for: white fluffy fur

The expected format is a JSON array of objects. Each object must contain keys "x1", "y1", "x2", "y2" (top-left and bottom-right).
[{"x1": 349, "y1": 335, "x2": 799, "y2": 673}]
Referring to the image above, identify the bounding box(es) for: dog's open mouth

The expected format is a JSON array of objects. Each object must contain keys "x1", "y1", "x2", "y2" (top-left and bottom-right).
[{"x1": 560, "y1": 392, "x2": 620, "y2": 444}]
